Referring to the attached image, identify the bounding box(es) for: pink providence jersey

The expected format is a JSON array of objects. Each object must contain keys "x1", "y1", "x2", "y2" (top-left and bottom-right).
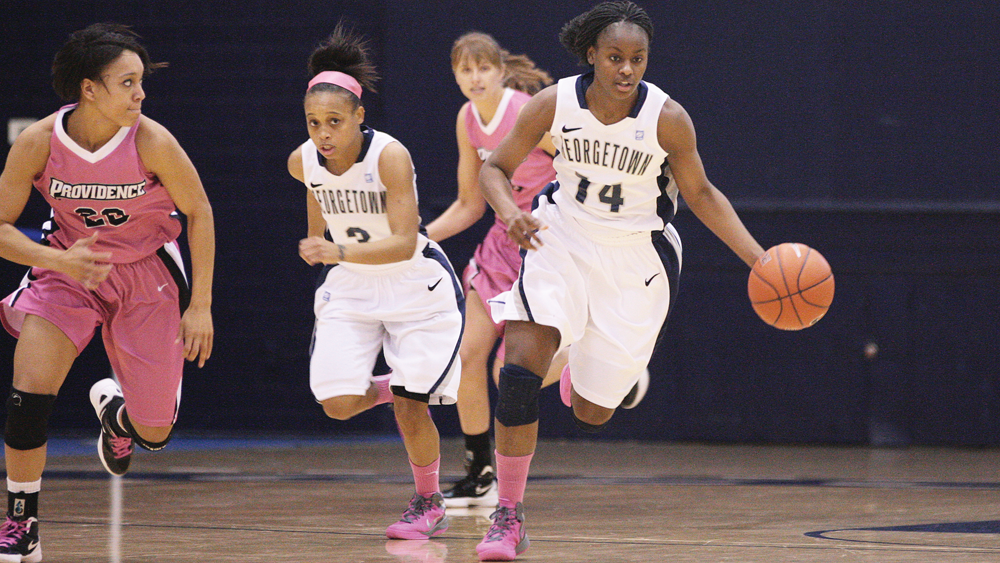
[
  {"x1": 465, "y1": 88, "x2": 555, "y2": 223},
  {"x1": 34, "y1": 105, "x2": 181, "y2": 263}
]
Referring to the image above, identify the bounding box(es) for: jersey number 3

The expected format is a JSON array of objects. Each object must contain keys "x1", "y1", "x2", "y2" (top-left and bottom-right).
[
  {"x1": 346, "y1": 227, "x2": 371, "y2": 243},
  {"x1": 575, "y1": 173, "x2": 624, "y2": 212},
  {"x1": 75, "y1": 207, "x2": 130, "y2": 228}
]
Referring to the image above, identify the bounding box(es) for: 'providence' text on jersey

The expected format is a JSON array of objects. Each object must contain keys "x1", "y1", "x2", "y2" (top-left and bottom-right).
[{"x1": 48, "y1": 179, "x2": 147, "y2": 200}]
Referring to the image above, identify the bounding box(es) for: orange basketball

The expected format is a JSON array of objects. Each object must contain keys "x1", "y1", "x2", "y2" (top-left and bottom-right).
[{"x1": 748, "y1": 243, "x2": 834, "y2": 330}]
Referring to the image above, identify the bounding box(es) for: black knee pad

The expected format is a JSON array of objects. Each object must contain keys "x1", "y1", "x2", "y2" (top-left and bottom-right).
[
  {"x1": 495, "y1": 364, "x2": 543, "y2": 427},
  {"x1": 5, "y1": 388, "x2": 56, "y2": 450},
  {"x1": 572, "y1": 410, "x2": 609, "y2": 434},
  {"x1": 121, "y1": 409, "x2": 172, "y2": 451}
]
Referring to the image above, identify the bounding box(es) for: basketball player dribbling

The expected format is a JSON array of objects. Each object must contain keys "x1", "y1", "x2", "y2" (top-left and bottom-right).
[
  {"x1": 475, "y1": 2, "x2": 766, "y2": 560},
  {"x1": 288, "y1": 24, "x2": 464, "y2": 541},
  {"x1": 428, "y1": 31, "x2": 654, "y2": 510},
  {"x1": 0, "y1": 23, "x2": 215, "y2": 562}
]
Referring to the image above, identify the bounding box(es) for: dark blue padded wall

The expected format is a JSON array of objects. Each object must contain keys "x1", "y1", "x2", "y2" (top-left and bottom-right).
[{"x1": 1, "y1": 1, "x2": 997, "y2": 444}]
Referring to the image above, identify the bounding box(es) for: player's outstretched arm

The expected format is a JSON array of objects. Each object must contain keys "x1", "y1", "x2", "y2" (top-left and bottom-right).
[
  {"x1": 424, "y1": 103, "x2": 488, "y2": 243},
  {"x1": 138, "y1": 116, "x2": 215, "y2": 367},
  {"x1": 658, "y1": 100, "x2": 763, "y2": 268}
]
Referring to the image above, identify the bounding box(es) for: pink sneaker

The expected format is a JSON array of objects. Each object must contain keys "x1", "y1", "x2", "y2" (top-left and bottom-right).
[
  {"x1": 476, "y1": 503, "x2": 529, "y2": 561},
  {"x1": 386, "y1": 493, "x2": 449, "y2": 540},
  {"x1": 559, "y1": 364, "x2": 572, "y2": 408}
]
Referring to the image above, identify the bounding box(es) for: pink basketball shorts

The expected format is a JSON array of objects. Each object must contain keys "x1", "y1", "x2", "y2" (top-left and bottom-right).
[
  {"x1": 1, "y1": 244, "x2": 187, "y2": 426},
  {"x1": 462, "y1": 222, "x2": 523, "y2": 362}
]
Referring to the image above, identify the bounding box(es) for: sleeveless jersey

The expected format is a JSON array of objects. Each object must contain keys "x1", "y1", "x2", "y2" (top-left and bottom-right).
[
  {"x1": 465, "y1": 88, "x2": 555, "y2": 224},
  {"x1": 34, "y1": 104, "x2": 182, "y2": 263},
  {"x1": 549, "y1": 73, "x2": 677, "y2": 232},
  {"x1": 301, "y1": 126, "x2": 424, "y2": 273}
]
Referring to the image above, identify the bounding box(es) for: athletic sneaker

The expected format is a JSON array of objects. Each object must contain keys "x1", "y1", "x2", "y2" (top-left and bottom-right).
[
  {"x1": 385, "y1": 492, "x2": 449, "y2": 540},
  {"x1": 89, "y1": 378, "x2": 133, "y2": 476},
  {"x1": 0, "y1": 515, "x2": 41, "y2": 563},
  {"x1": 442, "y1": 465, "x2": 498, "y2": 508},
  {"x1": 620, "y1": 368, "x2": 650, "y2": 409},
  {"x1": 476, "y1": 503, "x2": 529, "y2": 561}
]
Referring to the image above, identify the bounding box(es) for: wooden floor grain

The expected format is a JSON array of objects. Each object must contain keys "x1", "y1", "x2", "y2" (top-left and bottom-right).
[{"x1": 19, "y1": 437, "x2": 1000, "y2": 562}]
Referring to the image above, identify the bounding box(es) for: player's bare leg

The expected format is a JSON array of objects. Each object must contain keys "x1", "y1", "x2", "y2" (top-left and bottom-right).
[
  {"x1": 386, "y1": 395, "x2": 448, "y2": 539},
  {"x1": 478, "y1": 320, "x2": 558, "y2": 560},
  {"x1": 445, "y1": 291, "x2": 500, "y2": 507},
  {"x1": 3, "y1": 315, "x2": 76, "y2": 562},
  {"x1": 319, "y1": 382, "x2": 384, "y2": 420}
]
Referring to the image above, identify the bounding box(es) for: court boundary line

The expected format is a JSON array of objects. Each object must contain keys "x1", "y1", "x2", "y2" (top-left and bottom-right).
[
  {"x1": 41, "y1": 470, "x2": 1000, "y2": 491},
  {"x1": 43, "y1": 518, "x2": 1000, "y2": 555}
]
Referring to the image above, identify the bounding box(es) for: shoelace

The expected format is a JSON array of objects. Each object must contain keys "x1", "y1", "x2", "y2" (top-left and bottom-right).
[
  {"x1": 110, "y1": 436, "x2": 133, "y2": 459},
  {"x1": 399, "y1": 495, "x2": 435, "y2": 523},
  {"x1": 484, "y1": 507, "x2": 519, "y2": 541},
  {"x1": 0, "y1": 518, "x2": 28, "y2": 548}
]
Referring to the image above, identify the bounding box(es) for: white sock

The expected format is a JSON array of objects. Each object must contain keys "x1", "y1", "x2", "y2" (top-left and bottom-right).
[{"x1": 7, "y1": 478, "x2": 41, "y2": 494}]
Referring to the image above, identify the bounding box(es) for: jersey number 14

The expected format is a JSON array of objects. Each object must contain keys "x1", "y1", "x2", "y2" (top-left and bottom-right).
[{"x1": 575, "y1": 173, "x2": 623, "y2": 212}]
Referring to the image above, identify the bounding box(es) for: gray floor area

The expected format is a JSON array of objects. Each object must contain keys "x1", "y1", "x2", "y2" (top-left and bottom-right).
[{"x1": 17, "y1": 436, "x2": 1000, "y2": 562}]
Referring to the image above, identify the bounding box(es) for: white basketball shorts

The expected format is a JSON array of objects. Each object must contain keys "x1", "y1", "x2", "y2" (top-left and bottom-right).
[
  {"x1": 489, "y1": 192, "x2": 681, "y2": 409},
  {"x1": 310, "y1": 241, "x2": 464, "y2": 405}
]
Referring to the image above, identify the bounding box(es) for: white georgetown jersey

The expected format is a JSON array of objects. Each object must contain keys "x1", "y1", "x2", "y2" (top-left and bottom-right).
[
  {"x1": 549, "y1": 73, "x2": 677, "y2": 232},
  {"x1": 301, "y1": 126, "x2": 424, "y2": 272}
]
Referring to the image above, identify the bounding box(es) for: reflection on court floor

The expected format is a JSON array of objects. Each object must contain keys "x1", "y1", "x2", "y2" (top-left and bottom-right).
[{"x1": 22, "y1": 437, "x2": 1000, "y2": 562}]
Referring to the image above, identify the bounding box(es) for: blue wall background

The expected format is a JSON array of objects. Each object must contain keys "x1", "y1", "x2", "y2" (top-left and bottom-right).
[{"x1": 1, "y1": 1, "x2": 998, "y2": 446}]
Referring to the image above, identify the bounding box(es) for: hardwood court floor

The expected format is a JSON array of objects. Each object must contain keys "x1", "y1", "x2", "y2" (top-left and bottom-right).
[{"x1": 23, "y1": 437, "x2": 1000, "y2": 562}]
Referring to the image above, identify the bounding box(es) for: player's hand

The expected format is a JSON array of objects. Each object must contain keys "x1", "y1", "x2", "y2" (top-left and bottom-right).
[
  {"x1": 177, "y1": 305, "x2": 213, "y2": 368},
  {"x1": 59, "y1": 233, "x2": 113, "y2": 289},
  {"x1": 504, "y1": 211, "x2": 546, "y2": 251},
  {"x1": 299, "y1": 236, "x2": 341, "y2": 265}
]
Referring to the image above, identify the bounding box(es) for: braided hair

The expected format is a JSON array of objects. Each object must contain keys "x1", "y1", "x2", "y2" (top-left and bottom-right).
[{"x1": 558, "y1": 1, "x2": 654, "y2": 67}]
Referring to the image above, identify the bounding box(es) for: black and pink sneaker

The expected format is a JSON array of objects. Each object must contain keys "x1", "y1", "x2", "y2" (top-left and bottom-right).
[
  {"x1": 385, "y1": 493, "x2": 449, "y2": 540},
  {"x1": 476, "y1": 502, "x2": 529, "y2": 561},
  {"x1": 89, "y1": 378, "x2": 134, "y2": 476},
  {"x1": 0, "y1": 515, "x2": 41, "y2": 563}
]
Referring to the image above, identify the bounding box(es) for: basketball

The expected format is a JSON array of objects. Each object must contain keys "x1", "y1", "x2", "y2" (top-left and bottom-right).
[{"x1": 748, "y1": 243, "x2": 834, "y2": 330}]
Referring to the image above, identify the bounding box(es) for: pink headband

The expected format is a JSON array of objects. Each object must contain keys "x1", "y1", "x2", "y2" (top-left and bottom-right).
[{"x1": 307, "y1": 71, "x2": 362, "y2": 99}]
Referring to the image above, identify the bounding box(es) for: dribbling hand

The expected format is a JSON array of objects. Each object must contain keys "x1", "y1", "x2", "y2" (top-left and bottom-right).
[{"x1": 60, "y1": 233, "x2": 113, "y2": 290}]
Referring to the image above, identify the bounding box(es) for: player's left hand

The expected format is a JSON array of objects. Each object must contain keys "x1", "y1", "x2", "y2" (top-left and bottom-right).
[{"x1": 177, "y1": 305, "x2": 214, "y2": 367}]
